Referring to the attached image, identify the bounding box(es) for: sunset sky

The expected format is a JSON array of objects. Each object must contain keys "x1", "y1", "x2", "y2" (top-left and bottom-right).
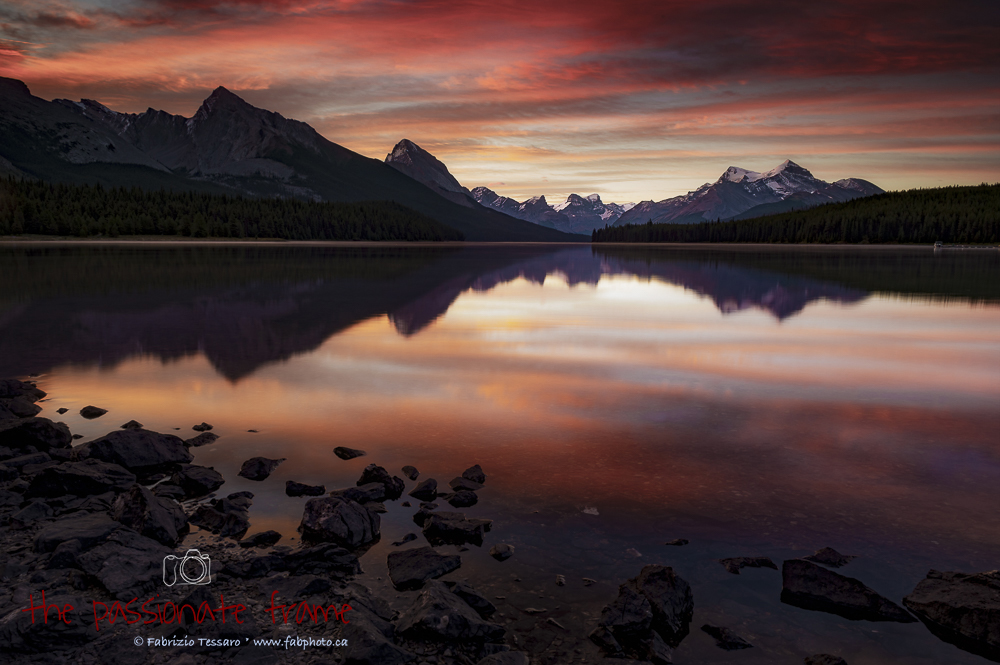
[{"x1": 1, "y1": 0, "x2": 998, "y2": 203}]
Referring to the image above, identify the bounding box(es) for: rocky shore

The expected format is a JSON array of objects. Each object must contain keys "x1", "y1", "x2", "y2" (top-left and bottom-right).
[{"x1": 1, "y1": 377, "x2": 998, "y2": 664}]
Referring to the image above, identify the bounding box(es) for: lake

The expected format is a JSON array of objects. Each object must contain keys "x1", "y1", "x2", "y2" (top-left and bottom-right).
[{"x1": 1, "y1": 241, "x2": 998, "y2": 664}]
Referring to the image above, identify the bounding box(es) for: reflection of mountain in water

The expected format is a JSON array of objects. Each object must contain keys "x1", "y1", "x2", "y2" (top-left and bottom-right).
[{"x1": 1, "y1": 244, "x2": 994, "y2": 381}]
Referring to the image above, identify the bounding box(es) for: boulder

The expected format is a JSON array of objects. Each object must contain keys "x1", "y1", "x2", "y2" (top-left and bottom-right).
[
  {"x1": 240, "y1": 530, "x2": 283, "y2": 548},
  {"x1": 462, "y1": 464, "x2": 486, "y2": 484},
  {"x1": 79, "y1": 428, "x2": 192, "y2": 471},
  {"x1": 79, "y1": 405, "x2": 107, "y2": 419},
  {"x1": 718, "y1": 556, "x2": 778, "y2": 574},
  {"x1": 397, "y1": 581, "x2": 505, "y2": 642},
  {"x1": 286, "y1": 480, "x2": 326, "y2": 497},
  {"x1": 408, "y1": 478, "x2": 438, "y2": 501},
  {"x1": 402, "y1": 465, "x2": 419, "y2": 480},
  {"x1": 110, "y1": 483, "x2": 188, "y2": 546},
  {"x1": 120, "y1": 420, "x2": 143, "y2": 430},
  {"x1": 599, "y1": 584, "x2": 653, "y2": 643},
  {"x1": 34, "y1": 512, "x2": 121, "y2": 553},
  {"x1": 170, "y1": 464, "x2": 225, "y2": 498},
  {"x1": 490, "y1": 543, "x2": 514, "y2": 561},
  {"x1": 629, "y1": 565, "x2": 693, "y2": 647},
  {"x1": 334, "y1": 446, "x2": 367, "y2": 460},
  {"x1": 445, "y1": 581, "x2": 497, "y2": 619},
  {"x1": 387, "y1": 546, "x2": 461, "y2": 590},
  {"x1": 184, "y1": 432, "x2": 219, "y2": 447},
  {"x1": 76, "y1": 529, "x2": 171, "y2": 599},
  {"x1": 357, "y1": 463, "x2": 405, "y2": 500},
  {"x1": 903, "y1": 569, "x2": 1000, "y2": 660},
  {"x1": 701, "y1": 624, "x2": 753, "y2": 650},
  {"x1": 804, "y1": 547, "x2": 857, "y2": 568},
  {"x1": 330, "y1": 482, "x2": 386, "y2": 503},
  {"x1": 0, "y1": 395, "x2": 41, "y2": 419},
  {"x1": 238, "y1": 456, "x2": 285, "y2": 481},
  {"x1": 0, "y1": 417, "x2": 72, "y2": 451},
  {"x1": 189, "y1": 496, "x2": 251, "y2": 539},
  {"x1": 781, "y1": 559, "x2": 915, "y2": 622},
  {"x1": 448, "y1": 490, "x2": 478, "y2": 508},
  {"x1": 342, "y1": 610, "x2": 415, "y2": 665},
  {"x1": 300, "y1": 496, "x2": 380, "y2": 549},
  {"x1": 25, "y1": 458, "x2": 136, "y2": 498},
  {"x1": 422, "y1": 511, "x2": 493, "y2": 546},
  {"x1": 450, "y1": 476, "x2": 483, "y2": 492},
  {"x1": 0, "y1": 378, "x2": 45, "y2": 400}
]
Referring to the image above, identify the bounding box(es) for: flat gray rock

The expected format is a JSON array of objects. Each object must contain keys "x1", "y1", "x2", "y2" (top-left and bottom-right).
[
  {"x1": 170, "y1": 464, "x2": 225, "y2": 498},
  {"x1": 387, "y1": 546, "x2": 461, "y2": 590},
  {"x1": 903, "y1": 569, "x2": 1000, "y2": 660},
  {"x1": 300, "y1": 496, "x2": 380, "y2": 549},
  {"x1": 25, "y1": 458, "x2": 136, "y2": 498},
  {"x1": 34, "y1": 512, "x2": 121, "y2": 553},
  {"x1": 422, "y1": 510, "x2": 492, "y2": 546},
  {"x1": 237, "y1": 456, "x2": 285, "y2": 481},
  {"x1": 781, "y1": 558, "x2": 915, "y2": 623},
  {"x1": 80, "y1": 428, "x2": 192, "y2": 471},
  {"x1": 333, "y1": 446, "x2": 366, "y2": 460}
]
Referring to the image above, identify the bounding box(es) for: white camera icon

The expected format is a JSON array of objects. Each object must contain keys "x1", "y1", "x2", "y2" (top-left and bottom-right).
[{"x1": 162, "y1": 549, "x2": 211, "y2": 586}]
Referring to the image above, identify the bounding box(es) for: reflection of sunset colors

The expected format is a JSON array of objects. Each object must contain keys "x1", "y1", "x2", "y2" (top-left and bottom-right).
[
  {"x1": 2, "y1": 1, "x2": 997, "y2": 200},
  {"x1": 40, "y1": 276, "x2": 1000, "y2": 556}
]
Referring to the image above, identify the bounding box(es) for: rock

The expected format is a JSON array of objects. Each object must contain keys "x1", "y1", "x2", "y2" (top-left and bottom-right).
[
  {"x1": 34, "y1": 512, "x2": 121, "y2": 553},
  {"x1": 334, "y1": 446, "x2": 366, "y2": 460},
  {"x1": 330, "y1": 482, "x2": 386, "y2": 503},
  {"x1": 0, "y1": 417, "x2": 72, "y2": 451},
  {"x1": 0, "y1": 378, "x2": 45, "y2": 400},
  {"x1": 448, "y1": 490, "x2": 479, "y2": 508},
  {"x1": 422, "y1": 511, "x2": 493, "y2": 546},
  {"x1": 170, "y1": 464, "x2": 225, "y2": 498},
  {"x1": 718, "y1": 556, "x2": 778, "y2": 574},
  {"x1": 0, "y1": 589, "x2": 98, "y2": 653},
  {"x1": 388, "y1": 546, "x2": 461, "y2": 590},
  {"x1": 804, "y1": 547, "x2": 857, "y2": 568},
  {"x1": 397, "y1": 581, "x2": 506, "y2": 642},
  {"x1": 402, "y1": 465, "x2": 419, "y2": 480},
  {"x1": 490, "y1": 544, "x2": 514, "y2": 561},
  {"x1": 192, "y1": 422, "x2": 213, "y2": 431},
  {"x1": 152, "y1": 483, "x2": 186, "y2": 501},
  {"x1": 588, "y1": 626, "x2": 624, "y2": 658},
  {"x1": 556, "y1": 574, "x2": 566, "y2": 586},
  {"x1": 2, "y1": 452, "x2": 50, "y2": 469},
  {"x1": 76, "y1": 529, "x2": 171, "y2": 599},
  {"x1": 224, "y1": 543, "x2": 360, "y2": 580},
  {"x1": 599, "y1": 583, "x2": 653, "y2": 644},
  {"x1": 445, "y1": 581, "x2": 497, "y2": 619},
  {"x1": 189, "y1": 495, "x2": 252, "y2": 539},
  {"x1": 903, "y1": 569, "x2": 1000, "y2": 660},
  {"x1": 341, "y1": 610, "x2": 415, "y2": 665},
  {"x1": 450, "y1": 476, "x2": 484, "y2": 492},
  {"x1": 462, "y1": 464, "x2": 486, "y2": 484},
  {"x1": 46, "y1": 538, "x2": 83, "y2": 569},
  {"x1": 393, "y1": 533, "x2": 419, "y2": 546},
  {"x1": 240, "y1": 530, "x2": 283, "y2": 548},
  {"x1": 10, "y1": 500, "x2": 53, "y2": 528},
  {"x1": 0, "y1": 395, "x2": 41, "y2": 418},
  {"x1": 781, "y1": 558, "x2": 915, "y2": 622},
  {"x1": 286, "y1": 480, "x2": 326, "y2": 496},
  {"x1": 56, "y1": 407, "x2": 68, "y2": 415},
  {"x1": 639, "y1": 629, "x2": 675, "y2": 664},
  {"x1": 477, "y1": 652, "x2": 529, "y2": 665},
  {"x1": 401, "y1": 501, "x2": 411, "y2": 507},
  {"x1": 408, "y1": 478, "x2": 438, "y2": 501},
  {"x1": 804, "y1": 656, "x2": 849, "y2": 665},
  {"x1": 25, "y1": 458, "x2": 136, "y2": 498},
  {"x1": 701, "y1": 624, "x2": 753, "y2": 650},
  {"x1": 665, "y1": 539, "x2": 688, "y2": 546},
  {"x1": 300, "y1": 496, "x2": 380, "y2": 549},
  {"x1": 79, "y1": 405, "x2": 108, "y2": 419},
  {"x1": 110, "y1": 483, "x2": 188, "y2": 546},
  {"x1": 357, "y1": 463, "x2": 405, "y2": 500},
  {"x1": 261, "y1": 573, "x2": 333, "y2": 601},
  {"x1": 184, "y1": 431, "x2": 219, "y2": 447},
  {"x1": 120, "y1": 420, "x2": 143, "y2": 429},
  {"x1": 79, "y1": 428, "x2": 192, "y2": 471},
  {"x1": 631, "y1": 565, "x2": 694, "y2": 647},
  {"x1": 238, "y1": 456, "x2": 285, "y2": 481}
]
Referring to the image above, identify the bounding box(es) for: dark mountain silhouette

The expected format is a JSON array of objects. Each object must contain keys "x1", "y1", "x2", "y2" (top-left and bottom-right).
[{"x1": 0, "y1": 77, "x2": 582, "y2": 241}]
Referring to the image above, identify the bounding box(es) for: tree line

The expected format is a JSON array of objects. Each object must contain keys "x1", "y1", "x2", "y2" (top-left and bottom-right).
[
  {"x1": 0, "y1": 177, "x2": 464, "y2": 241},
  {"x1": 592, "y1": 183, "x2": 999, "y2": 244}
]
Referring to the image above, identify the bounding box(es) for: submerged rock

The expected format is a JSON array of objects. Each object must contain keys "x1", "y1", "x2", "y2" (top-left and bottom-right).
[
  {"x1": 237, "y1": 456, "x2": 285, "y2": 481},
  {"x1": 79, "y1": 405, "x2": 107, "y2": 419},
  {"x1": 701, "y1": 624, "x2": 753, "y2": 650},
  {"x1": 903, "y1": 569, "x2": 1000, "y2": 660},
  {"x1": 781, "y1": 559, "x2": 915, "y2": 623},
  {"x1": 490, "y1": 543, "x2": 514, "y2": 561},
  {"x1": 387, "y1": 546, "x2": 461, "y2": 590},
  {"x1": 393, "y1": 533, "x2": 419, "y2": 546},
  {"x1": 286, "y1": 480, "x2": 326, "y2": 497},
  {"x1": 804, "y1": 547, "x2": 857, "y2": 568},
  {"x1": 120, "y1": 420, "x2": 143, "y2": 430},
  {"x1": 334, "y1": 446, "x2": 367, "y2": 460},
  {"x1": 665, "y1": 539, "x2": 689, "y2": 546},
  {"x1": 184, "y1": 431, "x2": 219, "y2": 447},
  {"x1": 299, "y1": 496, "x2": 380, "y2": 549},
  {"x1": 718, "y1": 556, "x2": 778, "y2": 575}
]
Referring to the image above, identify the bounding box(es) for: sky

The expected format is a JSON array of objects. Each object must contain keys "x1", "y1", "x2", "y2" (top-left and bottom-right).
[{"x1": 1, "y1": 0, "x2": 998, "y2": 204}]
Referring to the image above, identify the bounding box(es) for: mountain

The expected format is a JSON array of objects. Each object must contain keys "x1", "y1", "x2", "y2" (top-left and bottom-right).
[
  {"x1": 0, "y1": 77, "x2": 582, "y2": 242},
  {"x1": 471, "y1": 188, "x2": 634, "y2": 233},
  {"x1": 384, "y1": 139, "x2": 479, "y2": 208},
  {"x1": 614, "y1": 160, "x2": 883, "y2": 226}
]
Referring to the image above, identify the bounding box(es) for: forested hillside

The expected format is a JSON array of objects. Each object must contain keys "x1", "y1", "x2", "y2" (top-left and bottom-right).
[
  {"x1": 0, "y1": 178, "x2": 463, "y2": 241},
  {"x1": 593, "y1": 183, "x2": 999, "y2": 244}
]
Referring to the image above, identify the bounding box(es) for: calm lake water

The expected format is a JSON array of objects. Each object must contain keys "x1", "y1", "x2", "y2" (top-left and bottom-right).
[{"x1": 2, "y1": 242, "x2": 999, "y2": 664}]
